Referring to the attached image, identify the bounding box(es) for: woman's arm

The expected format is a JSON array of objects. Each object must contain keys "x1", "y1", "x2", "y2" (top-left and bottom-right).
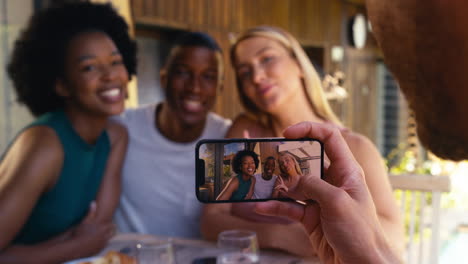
[
  {"x1": 0, "y1": 204, "x2": 114, "y2": 264},
  {"x1": 93, "y1": 121, "x2": 128, "y2": 223},
  {"x1": 244, "y1": 177, "x2": 256, "y2": 199},
  {"x1": 343, "y1": 132, "x2": 404, "y2": 254},
  {"x1": 0, "y1": 126, "x2": 116, "y2": 263},
  {"x1": 216, "y1": 177, "x2": 239, "y2": 201},
  {"x1": 0, "y1": 127, "x2": 63, "y2": 251}
]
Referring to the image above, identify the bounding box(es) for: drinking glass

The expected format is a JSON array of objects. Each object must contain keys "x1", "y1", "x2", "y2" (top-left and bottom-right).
[
  {"x1": 216, "y1": 230, "x2": 259, "y2": 264},
  {"x1": 136, "y1": 240, "x2": 176, "y2": 264}
]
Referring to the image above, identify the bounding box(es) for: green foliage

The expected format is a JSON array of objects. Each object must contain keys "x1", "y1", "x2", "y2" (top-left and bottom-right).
[
  {"x1": 387, "y1": 149, "x2": 431, "y2": 175},
  {"x1": 222, "y1": 165, "x2": 233, "y2": 186},
  {"x1": 203, "y1": 144, "x2": 215, "y2": 180}
]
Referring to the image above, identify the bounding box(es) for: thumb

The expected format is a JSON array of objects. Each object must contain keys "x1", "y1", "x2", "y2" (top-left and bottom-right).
[
  {"x1": 83, "y1": 201, "x2": 97, "y2": 223},
  {"x1": 289, "y1": 175, "x2": 338, "y2": 205}
]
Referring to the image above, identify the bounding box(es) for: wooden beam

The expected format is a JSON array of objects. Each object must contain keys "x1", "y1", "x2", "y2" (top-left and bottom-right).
[
  {"x1": 135, "y1": 16, "x2": 189, "y2": 30},
  {"x1": 343, "y1": 0, "x2": 365, "y2": 6},
  {"x1": 278, "y1": 141, "x2": 314, "y2": 152}
]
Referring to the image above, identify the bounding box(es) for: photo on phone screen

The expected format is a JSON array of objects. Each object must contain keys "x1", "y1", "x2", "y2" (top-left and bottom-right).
[{"x1": 195, "y1": 138, "x2": 323, "y2": 203}]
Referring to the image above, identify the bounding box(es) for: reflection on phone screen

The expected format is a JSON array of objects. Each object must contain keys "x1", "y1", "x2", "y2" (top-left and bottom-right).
[{"x1": 196, "y1": 139, "x2": 323, "y2": 203}]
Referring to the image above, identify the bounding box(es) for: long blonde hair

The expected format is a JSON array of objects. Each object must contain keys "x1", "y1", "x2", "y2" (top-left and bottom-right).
[{"x1": 230, "y1": 25, "x2": 341, "y2": 126}]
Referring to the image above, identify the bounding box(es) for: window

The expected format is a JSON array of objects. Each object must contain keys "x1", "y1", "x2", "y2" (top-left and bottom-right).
[
  {"x1": 376, "y1": 62, "x2": 402, "y2": 158},
  {"x1": 0, "y1": 0, "x2": 34, "y2": 154}
]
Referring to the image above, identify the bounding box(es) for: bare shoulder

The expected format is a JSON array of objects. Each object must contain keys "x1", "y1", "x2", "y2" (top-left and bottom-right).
[
  {"x1": 340, "y1": 129, "x2": 383, "y2": 162},
  {"x1": 226, "y1": 114, "x2": 267, "y2": 138},
  {"x1": 341, "y1": 130, "x2": 374, "y2": 150},
  {"x1": 229, "y1": 175, "x2": 240, "y2": 185},
  {"x1": 15, "y1": 126, "x2": 63, "y2": 159},
  {"x1": 0, "y1": 126, "x2": 63, "y2": 189},
  {"x1": 106, "y1": 119, "x2": 128, "y2": 146},
  {"x1": 223, "y1": 176, "x2": 239, "y2": 191}
]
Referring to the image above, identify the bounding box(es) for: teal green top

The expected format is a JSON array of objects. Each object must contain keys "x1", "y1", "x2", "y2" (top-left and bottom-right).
[
  {"x1": 230, "y1": 174, "x2": 252, "y2": 201},
  {"x1": 11, "y1": 111, "x2": 110, "y2": 244}
]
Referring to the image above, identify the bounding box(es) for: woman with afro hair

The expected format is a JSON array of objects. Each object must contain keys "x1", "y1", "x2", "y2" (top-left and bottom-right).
[
  {"x1": 216, "y1": 150, "x2": 259, "y2": 201},
  {"x1": 0, "y1": 2, "x2": 136, "y2": 262}
]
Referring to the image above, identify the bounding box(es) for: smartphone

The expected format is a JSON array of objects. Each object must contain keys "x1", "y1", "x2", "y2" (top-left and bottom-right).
[
  {"x1": 195, "y1": 138, "x2": 323, "y2": 203},
  {"x1": 192, "y1": 257, "x2": 217, "y2": 264}
]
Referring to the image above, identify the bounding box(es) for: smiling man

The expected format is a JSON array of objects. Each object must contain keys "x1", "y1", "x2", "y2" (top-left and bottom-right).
[
  {"x1": 114, "y1": 32, "x2": 231, "y2": 238},
  {"x1": 252, "y1": 157, "x2": 278, "y2": 199}
]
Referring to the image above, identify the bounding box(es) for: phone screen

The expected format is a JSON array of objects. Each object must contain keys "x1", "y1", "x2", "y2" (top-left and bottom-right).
[
  {"x1": 192, "y1": 257, "x2": 217, "y2": 264},
  {"x1": 195, "y1": 138, "x2": 323, "y2": 203}
]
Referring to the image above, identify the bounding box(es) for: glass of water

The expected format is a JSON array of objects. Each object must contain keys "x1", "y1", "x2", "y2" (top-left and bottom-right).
[
  {"x1": 216, "y1": 230, "x2": 259, "y2": 264},
  {"x1": 136, "y1": 240, "x2": 176, "y2": 264}
]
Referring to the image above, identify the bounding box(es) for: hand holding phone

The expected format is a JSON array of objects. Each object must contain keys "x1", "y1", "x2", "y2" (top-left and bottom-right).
[{"x1": 195, "y1": 138, "x2": 323, "y2": 203}]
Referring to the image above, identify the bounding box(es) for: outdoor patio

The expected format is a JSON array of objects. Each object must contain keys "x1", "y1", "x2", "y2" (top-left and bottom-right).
[{"x1": 1, "y1": 0, "x2": 468, "y2": 263}]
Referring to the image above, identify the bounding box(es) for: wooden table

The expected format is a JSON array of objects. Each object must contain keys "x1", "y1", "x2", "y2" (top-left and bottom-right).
[{"x1": 103, "y1": 233, "x2": 320, "y2": 264}]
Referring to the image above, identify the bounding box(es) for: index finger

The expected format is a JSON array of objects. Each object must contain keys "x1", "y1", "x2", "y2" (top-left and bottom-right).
[{"x1": 283, "y1": 122, "x2": 358, "y2": 168}]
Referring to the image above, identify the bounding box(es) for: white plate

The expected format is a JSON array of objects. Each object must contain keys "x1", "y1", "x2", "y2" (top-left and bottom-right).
[{"x1": 63, "y1": 256, "x2": 98, "y2": 264}]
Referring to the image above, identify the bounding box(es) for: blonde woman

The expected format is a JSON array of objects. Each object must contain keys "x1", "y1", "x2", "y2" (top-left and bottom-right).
[
  {"x1": 272, "y1": 152, "x2": 302, "y2": 198},
  {"x1": 201, "y1": 26, "x2": 403, "y2": 256}
]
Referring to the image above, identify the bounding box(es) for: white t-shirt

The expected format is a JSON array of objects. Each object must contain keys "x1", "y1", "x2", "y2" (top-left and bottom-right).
[
  {"x1": 252, "y1": 173, "x2": 278, "y2": 199},
  {"x1": 114, "y1": 104, "x2": 231, "y2": 238}
]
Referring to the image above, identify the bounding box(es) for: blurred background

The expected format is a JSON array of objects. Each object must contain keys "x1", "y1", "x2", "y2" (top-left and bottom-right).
[
  {"x1": 1, "y1": 1, "x2": 467, "y2": 263},
  {"x1": 0, "y1": 0, "x2": 408, "y2": 158}
]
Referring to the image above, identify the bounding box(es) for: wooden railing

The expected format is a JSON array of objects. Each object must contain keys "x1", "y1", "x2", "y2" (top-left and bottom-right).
[{"x1": 389, "y1": 174, "x2": 451, "y2": 264}]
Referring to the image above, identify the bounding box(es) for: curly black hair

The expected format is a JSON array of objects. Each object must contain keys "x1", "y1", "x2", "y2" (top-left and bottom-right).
[
  {"x1": 7, "y1": 2, "x2": 137, "y2": 117},
  {"x1": 231, "y1": 150, "x2": 260, "y2": 174},
  {"x1": 173, "y1": 31, "x2": 221, "y2": 51}
]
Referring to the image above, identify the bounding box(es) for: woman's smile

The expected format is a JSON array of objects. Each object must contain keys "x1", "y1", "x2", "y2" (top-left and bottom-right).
[{"x1": 241, "y1": 156, "x2": 256, "y2": 176}]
